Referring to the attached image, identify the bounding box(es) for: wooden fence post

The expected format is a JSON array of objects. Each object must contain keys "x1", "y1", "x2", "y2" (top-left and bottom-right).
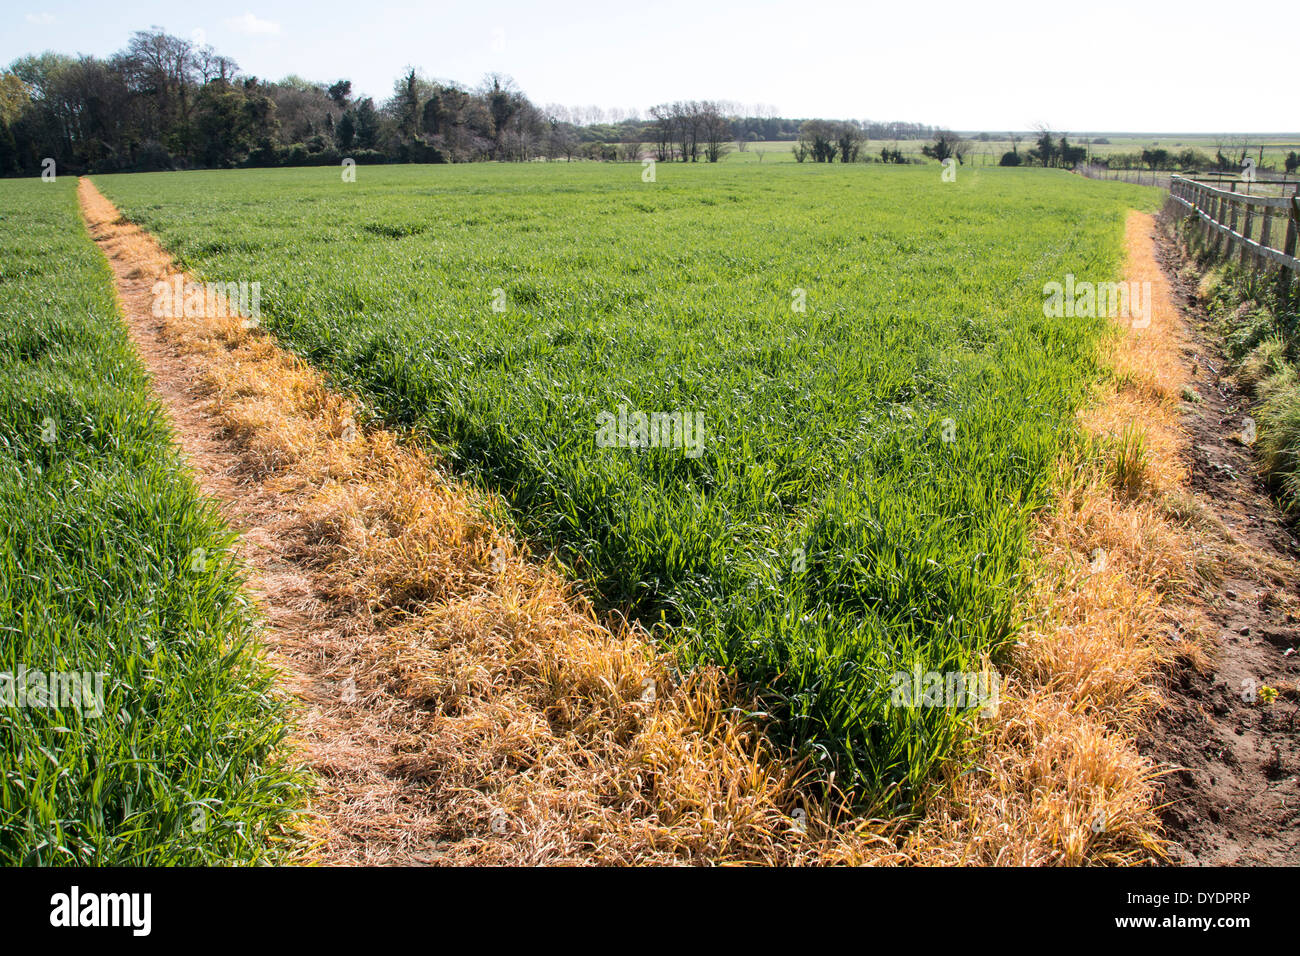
[
  {"x1": 1216, "y1": 194, "x2": 1228, "y2": 255},
  {"x1": 1242, "y1": 201, "x2": 1255, "y2": 268},
  {"x1": 1284, "y1": 198, "x2": 1300, "y2": 303},
  {"x1": 1285, "y1": 197, "x2": 1299, "y2": 261}
]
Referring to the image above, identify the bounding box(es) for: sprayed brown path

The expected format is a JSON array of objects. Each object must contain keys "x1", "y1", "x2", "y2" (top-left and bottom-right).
[{"x1": 79, "y1": 179, "x2": 456, "y2": 862}]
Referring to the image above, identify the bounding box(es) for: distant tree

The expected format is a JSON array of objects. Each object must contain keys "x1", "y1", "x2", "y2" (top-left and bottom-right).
[
  {"x1": 1058, "y1": 136, "x2": 1086, "y2": 168},
  {"x1": 700, "y1": 101, "x2": 731, "y2": 162},
  {"x1": 921, "y1": 129, "x2": 966, "y2": 164},
  {"x1": 836, "y1": 122, "x2": 865, "y2": 163},
  {"x1": 122, "y1": 29, "x2": 198, "y2": 152},
  {"x1": 336, "y1": 110, "x2": 356, "y2": 149},
  {"x1": 1174, "y1": 148, "x2": 1209, "y2": 170},
  {"x1": 670, "y1": 101, "x2": 702, "y2": 161},
  {"x1": 649, "y1": 104, "x2": 674, "y2": 161},
  {"x1": 482, "y1": 73, "x2": 532, "y2": 158},
  {"x1": 1027, "y1": 126, "x2": 1057, "y2": 167},
  {"x1": 266, "y1": 77, "x2": 337, "y2": 145},
  {"x1": 1140, "y1": 147, "x2": 1170, "y2": 170},
  {"x1": 0, "y1": 115, "x2": 18, "y2": 174},
  {"x1": 354, "y1": 97, "x2": 379, "y2": 149},
  {"x1": 327, "y1": 80, "x2": 352, "y2": 109},
  {"x1": 616, "y1": 139, "x2": 641, "y2": 162},
  {"x1": 546, "y1": 117, "x2": 580, "y2": 161},
  {"x1": 497, "y1": 98, "x2": 544, "y2": 160},
  {"x1": 420, "y1": 94, "x2": 442, "y2": 136},
  {"x1": 395, "y1": 70, "x2": 420, "y2": 140},
  {"x1": 194, "y1": 82, "x2": 275, "y2": 167},
  {"x1": 798, "y1": 120, "x2": 839, "y2": 162},
  {"x1": 998, "y1": 150, "x2": 1021, "y2": 167}
]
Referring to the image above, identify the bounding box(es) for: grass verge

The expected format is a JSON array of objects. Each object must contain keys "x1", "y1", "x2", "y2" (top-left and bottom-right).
[{"x1": 1166, "y1": 199, "x2": 1300, "y2": 508}]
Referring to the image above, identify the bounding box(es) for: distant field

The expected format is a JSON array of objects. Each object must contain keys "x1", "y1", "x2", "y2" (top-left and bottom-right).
[
  {"x1": 0, "y1": 179, "x2": 302, "y2": 864},
  {"x1": 728, "y1": 134, "x2": 1300, "y2": 170},
  {"x1": 93, "y1": 163, "x2": 1160, "y2": 802}
]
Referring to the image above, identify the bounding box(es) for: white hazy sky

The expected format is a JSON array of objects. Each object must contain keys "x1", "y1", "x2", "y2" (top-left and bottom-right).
[{"x1": 2, "y1": 0, "x2": 1293, "y2": 132}]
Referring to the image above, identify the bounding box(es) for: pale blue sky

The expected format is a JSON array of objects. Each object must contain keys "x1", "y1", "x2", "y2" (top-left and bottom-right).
[{"x1": 3, "y1": 0, "x2": 1292, "y2": 132}]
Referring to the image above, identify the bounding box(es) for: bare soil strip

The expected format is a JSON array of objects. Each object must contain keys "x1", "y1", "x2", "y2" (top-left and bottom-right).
[
  {"x1": 1138, "y1": 214, "x2": 1300, "y2": 865},
  {"x1": 80, "y1": 180, "x2": 1256, "y2": 865}
]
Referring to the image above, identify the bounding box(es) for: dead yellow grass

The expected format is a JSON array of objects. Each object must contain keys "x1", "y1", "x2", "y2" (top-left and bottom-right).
[{"x1": 80, "y1": 182, "x2": 1209, "y2": 865}]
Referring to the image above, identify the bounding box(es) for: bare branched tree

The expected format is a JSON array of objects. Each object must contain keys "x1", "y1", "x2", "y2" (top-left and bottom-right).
[{"x1": 700, "y1": 101, "x2": 732, "y2": 162}]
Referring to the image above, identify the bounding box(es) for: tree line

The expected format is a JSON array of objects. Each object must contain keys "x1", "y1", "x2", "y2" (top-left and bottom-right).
[
  {"x1": 1096, "y1": 146, "x2": 1299, "y2": 174},
  {"x1": 0, "y1": 28, "x2": 973, "y2": 175},
  {"x1": 994, "y1": 128, "x2": 1086, "y2": 168},
  {"x1": 0, "y1": 29, "x2": 560, "y2": 173},
  {"x1": 7, "y1": 28, "x2": 1189, "y2": 176}
]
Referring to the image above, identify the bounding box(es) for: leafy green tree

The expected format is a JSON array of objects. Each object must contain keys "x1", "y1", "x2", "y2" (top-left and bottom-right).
[
  {"x1": 836, "y1": 123, "x2": 864, "y2": 163},
  {"x1": 193, "y1": 82, "x2": 277, "y2": 167},
  {"x1": 421, "y1": 95, "x2": 441, "y2": 136},
  {"x1": 798, "y1": 120, "x2": 839, "y2": 163},
  {"x1": 0, "y1": 73, "x2": 28, "y2": 126},
  {"x1": 336, "y1": 110, "x2": 355, "y2": 148},
  {"x1": 922, "y1": 130, "x2": 965, "y2": 164},
  {"x1": 1057, "y1": 136, "x2": 1086, "y2": 167},
  {"x1": 1140, "y1": 147, "x2": 1169, "y2": 170},
  {"x1": 354, "y1": 97, "x2": 379, "y2": 149},
  {"x1": 0, "y1": 119, "x2": 18, "y2": 174},
  {"x1": 1027, "y1": 128, "x2": 1057, "y2": 167},
  {"x1": 327, "y1": 80, "x2": 351, "y2": 109},
  {"x1": 395, "y1": 70, "x2": 420, "y2": 140}
]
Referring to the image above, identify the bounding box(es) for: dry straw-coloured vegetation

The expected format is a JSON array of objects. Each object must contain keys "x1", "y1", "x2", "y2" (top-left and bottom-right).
[{"x1": 82, "y1": 179, "x2": 1218, "y2": 864}]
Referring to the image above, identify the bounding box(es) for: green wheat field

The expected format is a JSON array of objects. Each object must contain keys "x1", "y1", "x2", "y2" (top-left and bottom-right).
[{"x1": 5, "y1": 162, "x2": 1159, "y2": 861}]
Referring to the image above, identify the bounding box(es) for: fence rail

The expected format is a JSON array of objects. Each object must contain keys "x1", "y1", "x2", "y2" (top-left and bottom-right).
[
  {"x1": 1184, "y1": 172, "x2": 1299, "y2": 197},
  {"x1": 1078, "y1": 164, "x2": 1173, "y2": 188},
  {"x1": 1169, "y1": 174, "x2": 1300, "y2": 275},
  {"x1": 1077, "y1": 164, "x2": 1299, "y2": 197}
]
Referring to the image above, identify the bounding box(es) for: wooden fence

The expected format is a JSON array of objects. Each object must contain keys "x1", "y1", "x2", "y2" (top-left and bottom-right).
[
  {"x1": 1184, "y1": 172, "x2": 1299, "y2": 198},
  {"x1": 1079, "y1": 164, "x2": 1299, "y2": 197},
  {"x1": 1078, "y1": 164, "x2": 1174, "y2": 188},
  {"x1": 1168, "y1": 174, "x2": 1300, "y2": 276}
]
